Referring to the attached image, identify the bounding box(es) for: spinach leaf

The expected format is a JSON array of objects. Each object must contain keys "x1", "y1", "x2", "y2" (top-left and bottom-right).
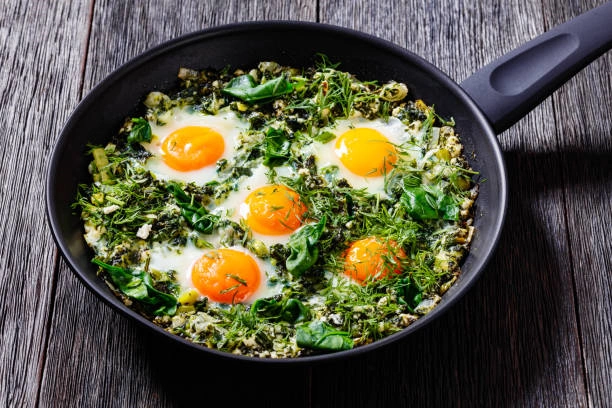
[
  {"x1": 395, "y1": 276, "x2": 423, "y2": 313},
  {"x1": 222, "y1": 74, "x2": 294, "y2": 103},
  {"x1": 296, "y1": 320, "x2": 353, "y2": 351},
  {"x1": 314, "y1": 131, "x2": 336, "y2": 144},
  {"x1": 263, "y1": 127, "x2": 291, "y2": 167},
  {"x1": 286, "y1": 216, "x2": 326, "y2": 277},
  {"x1": 401, "y1": 186, "x2": 460, "y2": 221},
  {"x1": 92, "y1": 259, "x2": 177, "y2": 315},
  {"x1": 167, "y1": 182, "x2": 219, "y2": 234},
  {"x1": 251, "y1": 297, "x2": 310, "y2": 323},
  {"x1": 127, "y1": 117, "x2": 152, "y2": 144}
]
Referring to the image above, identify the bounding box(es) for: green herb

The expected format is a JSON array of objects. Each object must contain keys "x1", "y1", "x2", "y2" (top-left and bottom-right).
[
  {"x1": 222, "y1": 74, "x2": 294, "y2": 103},
  {"x1": 167, "y1": 182, "x2": 219, "y2": 234},
  {"x1": 296, "y1": 320, "x2": 353, "y2": 351},
  {"x1": 263, "y1": 127, "x2": 291, "y2": 167},
  {"x1": 127, "y1": 117, "x2": 152, "y2": 144},
  {"x1": 290, "y1": 57, "x2": 383, "y2": 126},
  {"x1": 286, "y1": 216, "x2": 327, "y2": 276},
  {"x1": 92, "y1": 259, "x2": 177, "y2": 315}
]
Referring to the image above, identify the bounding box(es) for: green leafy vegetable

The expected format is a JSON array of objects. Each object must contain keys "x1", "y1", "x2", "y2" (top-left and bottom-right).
[
  {"x1": 251, "y1": 297, "x2": 310, "y2": 323},
  {"x1": 286, "y1": 216, "x2": 326, "y2": 276},
  {"x1": 313, "y1": 131, "x2": 336, "y2": 143},
  {"x1": 92, "y1": 259, "x2": 177, "y2": 315},
  {"x1": 296, "y1": 320, "x2": 353, "y2": 351},
  {"x1": 395, "y1": 276, "x2": 424, "y2": 313},
  {"x1": 222, "y1": 74, "x2": 294, "y2": 103},
  {"x1": 263, "y1": 127, "x2": 291, "y2": 167},
  {"x1": 127, "y1": 117, "x2": 152, "y2": 144},
  {"x1": 167, "y1": 182, "x2": 219, "y2": 234},
  {"x1": 401, "y1": 186, "x2": 460, "y2": 221}
]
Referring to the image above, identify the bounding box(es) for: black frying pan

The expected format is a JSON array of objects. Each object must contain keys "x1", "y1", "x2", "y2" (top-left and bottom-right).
[{"x1": 46, "y1": 3, "x2": 612, "y2": 363}]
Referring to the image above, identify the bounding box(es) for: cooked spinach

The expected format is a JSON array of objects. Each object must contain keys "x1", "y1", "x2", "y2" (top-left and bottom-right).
[
  {"x1": 222, "y1": 74, "x2": 294, "y2": 103},
  {"x1": 401, "y1": 186, "x2": 460, "y2": 221},
  {"x1": 286, "y1": 216, "x2": 327, "y2": 277},
  {"x1": 167, "y1": 182, "x2": 218, "y2": 234},
  {"x1": 263, "y1": 127, "x2": 291, "y2": 167},
  {"x1": 313, "y1": 131, "x2": 336, "y2": 143},
  {"x1": 251, "y1": 297, "x2": 310, "y2": 323},
  {"x1": 92, "y1": 259, "x2": 177, "y2": 315},
  {"x1": 296, "y1": 320, "x2": 353, "y2": 351},
  {"x1": 395, "y1": 276, "x2": 424, "y2": 313}
]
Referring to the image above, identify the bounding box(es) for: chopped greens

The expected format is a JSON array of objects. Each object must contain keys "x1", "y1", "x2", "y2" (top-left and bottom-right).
[
  {"x1": 126, "y1": 117, "x2": 152, "y2": 144},
  {"x1": 167, "y1": 182, "x2": 219, "y2": 234},
  {"x1": 75, "y1": 56, "x2": 478, "y2": 358}
]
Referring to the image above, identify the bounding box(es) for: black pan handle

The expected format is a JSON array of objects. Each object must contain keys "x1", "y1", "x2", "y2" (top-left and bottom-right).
[{"x1": 460, "y1": 1, "x2": 612, "y2": 134}]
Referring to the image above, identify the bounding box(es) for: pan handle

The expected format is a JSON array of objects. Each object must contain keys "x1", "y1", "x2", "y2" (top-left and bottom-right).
[{"x1": 460, "y1": 2, "x2": 612, "y2": 134}]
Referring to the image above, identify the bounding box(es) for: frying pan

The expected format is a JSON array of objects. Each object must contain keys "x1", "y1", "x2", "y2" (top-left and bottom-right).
[{"x1": 46, "y1": 3, "x2": 612, "y2": 363}]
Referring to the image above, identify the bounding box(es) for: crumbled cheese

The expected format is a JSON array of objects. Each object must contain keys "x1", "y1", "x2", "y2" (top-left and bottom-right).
[
  {"x1": 136, "y1": 223, "x2": 152, "y2": 239},
  {"x1": 102, "y1": 204, "x2": 120, "y2": 214}
]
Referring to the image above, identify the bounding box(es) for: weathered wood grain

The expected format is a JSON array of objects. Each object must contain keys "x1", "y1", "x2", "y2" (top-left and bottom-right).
[
  {"x1": 545, "y1": 1, "x2": 612, "y2": 406},
  {"x1": 2, "y1": 0, "x2": 609, "y2": 407},
  {"x1": 0, "y1": 1, "x2": 91, "y2": 407}
]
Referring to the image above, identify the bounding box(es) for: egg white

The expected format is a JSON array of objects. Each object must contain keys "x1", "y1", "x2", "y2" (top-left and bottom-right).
[
  {"x1": 308, "y1": 116, "x2": 410, "y2": 196},
  {"x1": 141, "y1": 107, "x2": 249, "y2": 185},
  {"x1": 147, "y1": 241, "x2": 283, "y2": 305}
]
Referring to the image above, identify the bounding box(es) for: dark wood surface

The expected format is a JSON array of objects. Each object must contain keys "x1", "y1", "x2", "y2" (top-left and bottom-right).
[{"x1": 2, "y1": 0, "x2": 611, "y2": 406}]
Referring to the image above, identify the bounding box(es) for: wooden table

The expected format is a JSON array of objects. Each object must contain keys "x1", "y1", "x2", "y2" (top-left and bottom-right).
[{"x1": 3, "y1": 0, "x2": 611, "y2": 406}]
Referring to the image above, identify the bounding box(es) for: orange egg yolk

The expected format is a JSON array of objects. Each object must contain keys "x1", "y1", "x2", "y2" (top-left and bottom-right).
[
  {"x1": 242, "y1": 185, "x2": 307, "y2": 235},
  {"x1": 334, "y1": 128, "x2": 397, "y2": 177},
  {"x1": 161, "y1": 126, "x2": 225, "y2": 171},
  {"x1": 343, "y1": 237, "x2": 405, "y2": 283},
  {"x1": 191, "y1": 249, "x2": 261, "y2": 304}
]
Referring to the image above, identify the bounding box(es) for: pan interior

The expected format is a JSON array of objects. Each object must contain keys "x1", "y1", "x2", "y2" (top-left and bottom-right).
[{"x1": 46, "y1": 22, "x2": 506, "y2": 362}]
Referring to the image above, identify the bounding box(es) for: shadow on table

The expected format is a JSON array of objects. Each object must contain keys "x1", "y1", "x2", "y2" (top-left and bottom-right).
[{"x1": 144, "y1": 147, "x2": 610, "y2": 407}]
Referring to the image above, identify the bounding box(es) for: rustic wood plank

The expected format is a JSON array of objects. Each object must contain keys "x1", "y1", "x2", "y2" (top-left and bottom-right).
[
  {"x1": 544, "y1": 0, "x2": 612, "y2": 406},
  {"x1": 0, "y1": 1, "x2": 92, "y2": 407},
  {"x1": 39, "y1": 1, "x2": 317, "y2": 406},
  {"x1": 29, "y1": 0, "x2": 610, "y2": 407},
  {"x1": 311, "y1": 0, "x2": 602, "y2": 406}
]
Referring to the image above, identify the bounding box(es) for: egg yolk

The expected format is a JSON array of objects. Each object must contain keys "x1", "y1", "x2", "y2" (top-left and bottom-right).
[
  {"x1": 343, "y1": 237, "x2": 405, "y2": 283},
  {"x1": 241, "y1": 185, "x2": 307, "y2": 235},
  {"x1": 161, "y1": 126, "x2": 225, "y2": 171},
  {"x1": 191, "y1": 249, "x2": 261, "y2": 304},
  {"x1": 334, "y1": 128, "x2": 397, "y2": 177}
]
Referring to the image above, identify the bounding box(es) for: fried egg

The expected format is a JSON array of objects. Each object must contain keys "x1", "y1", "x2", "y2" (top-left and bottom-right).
[
  {"x1": 141, "y1": 107, "x2": 248, "y2": 184},
  {"x1": 212, "y1": 165, "x2": 305, "y2": 246},
  {"x1": 147, "y1": 242, "x2": 282, "y2": 305},
  {"x1": 342, "y1": 236, "x2": 406, "y2": 284},
  {"x1": 309, "y1": 116, "x2": 410, "y2": 196}
]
